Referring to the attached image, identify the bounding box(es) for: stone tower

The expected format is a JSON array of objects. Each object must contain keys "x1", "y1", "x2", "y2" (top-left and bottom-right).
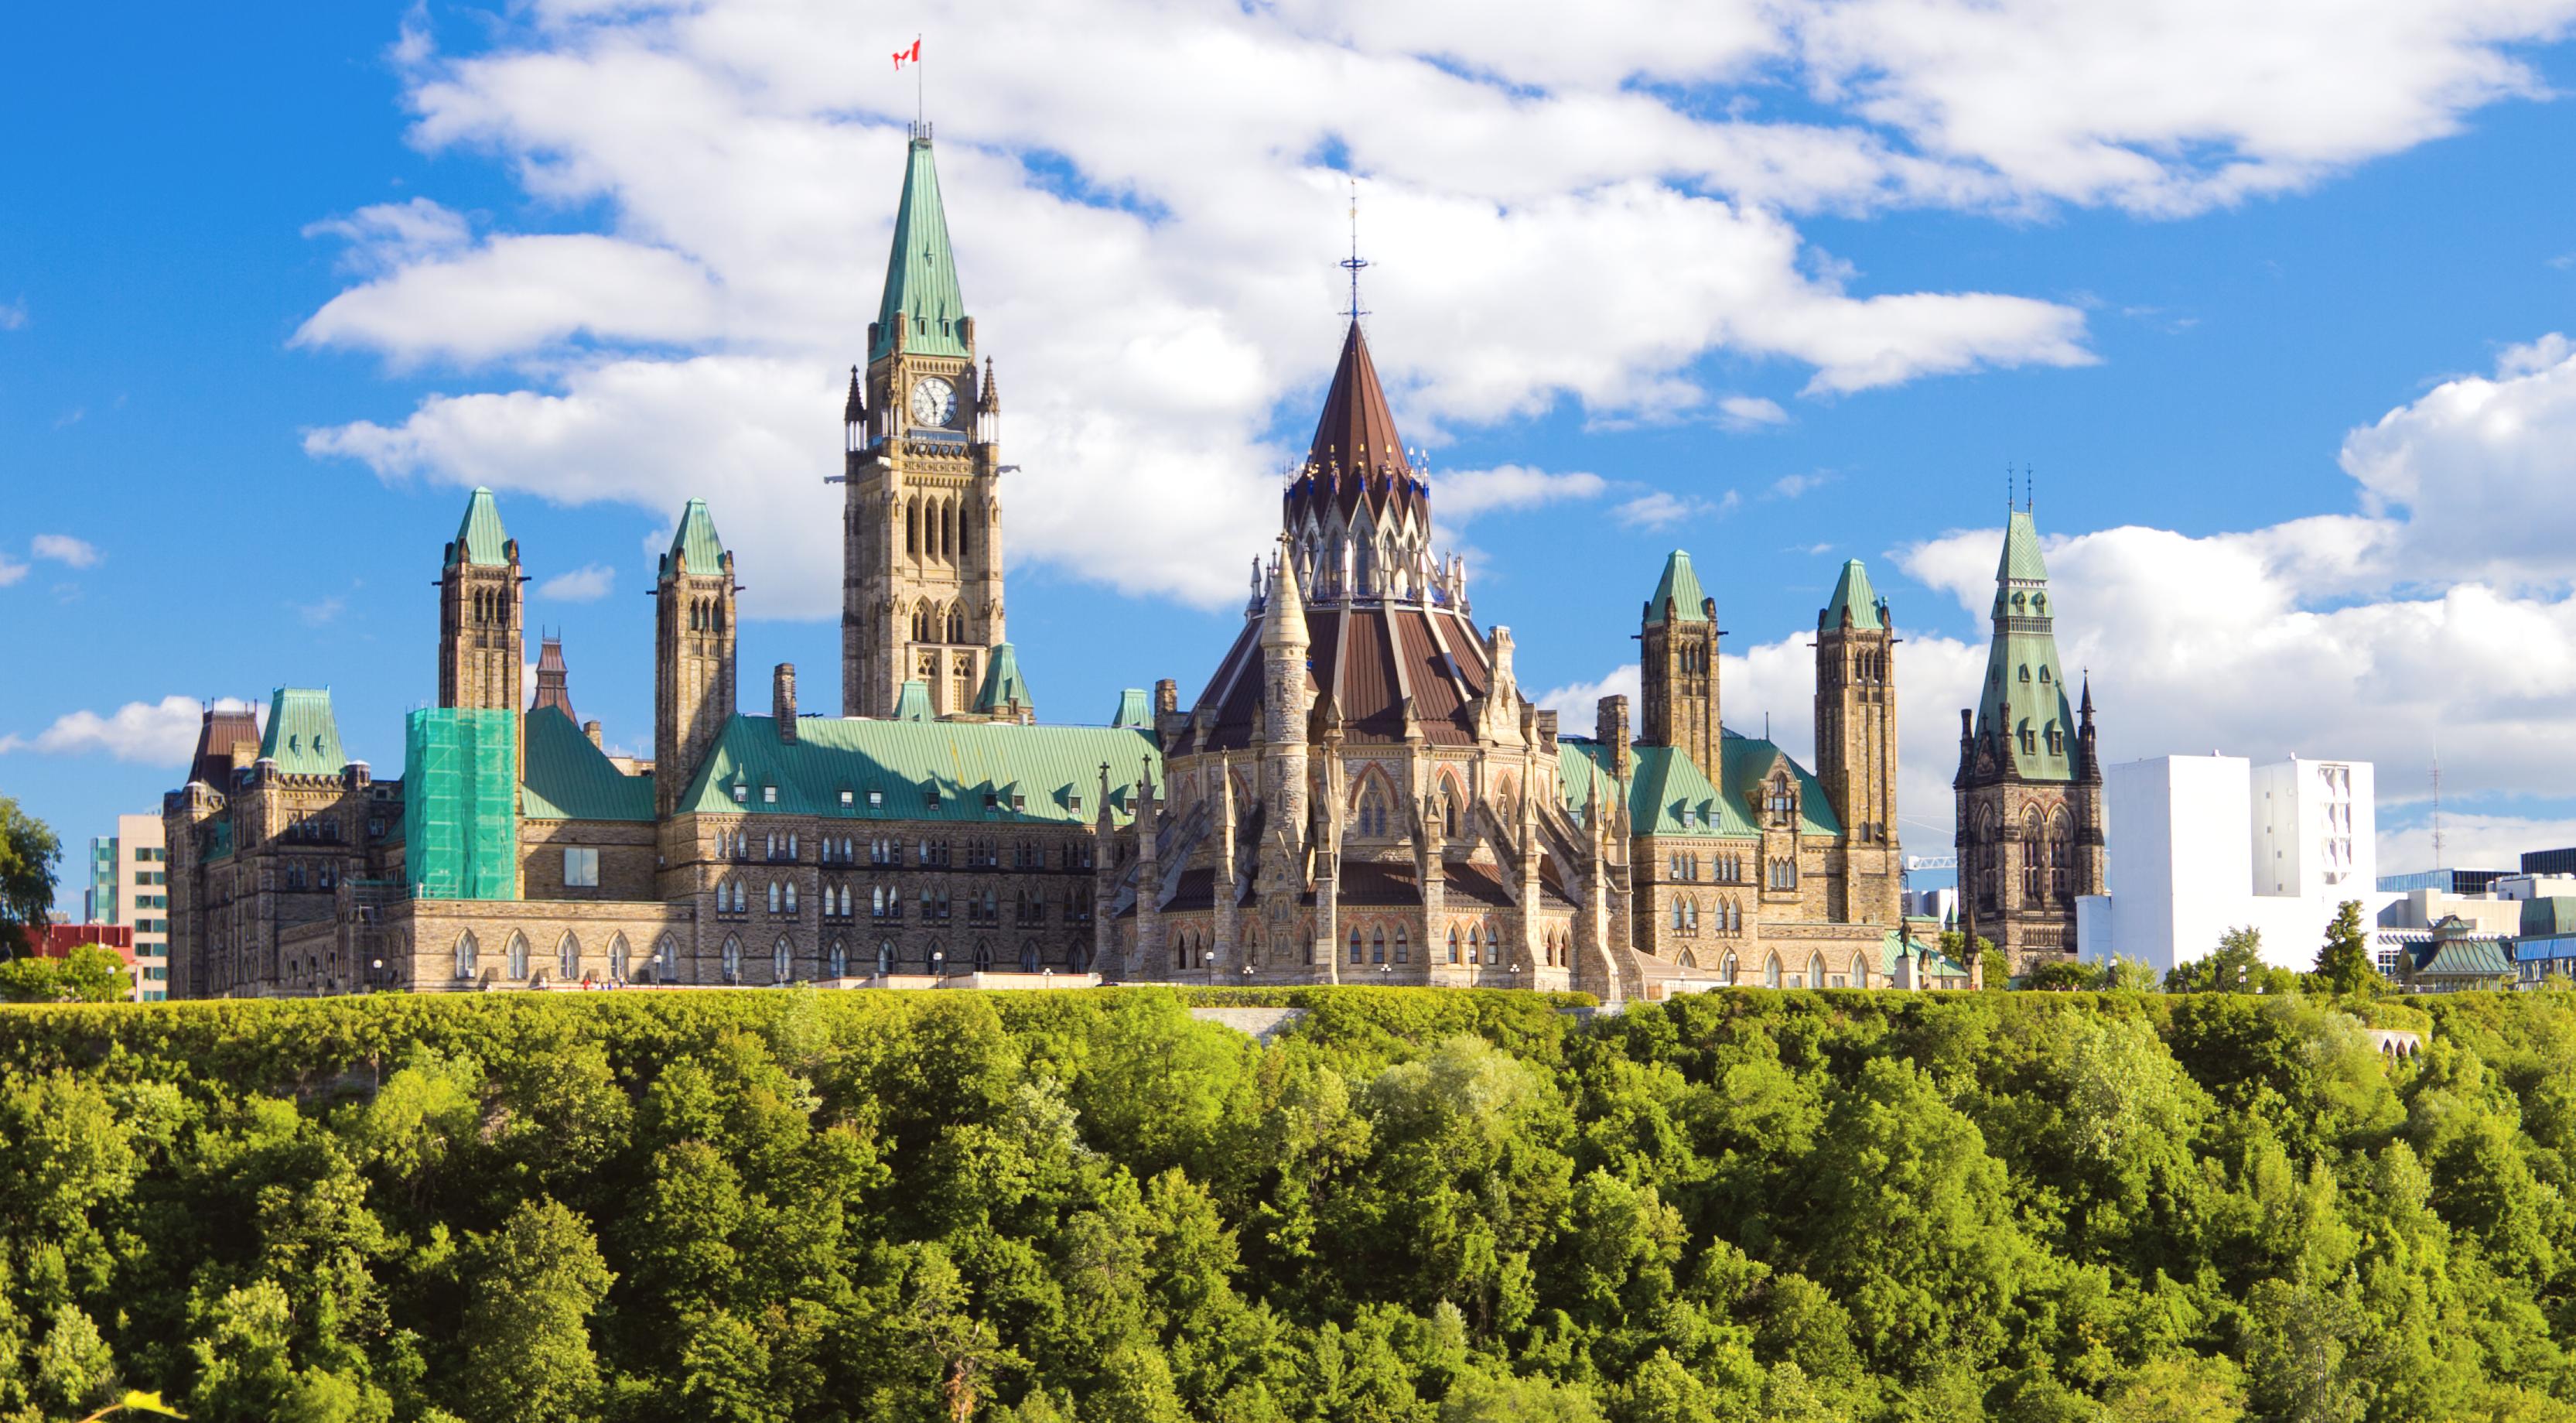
[
  {"x1": 1953, "y1": 509, "x2": 2106, "y2": 971},
  {"x1": 841, "y1": 122, "x2": 1010, "y2": 720},
  {"x1": 1816, "y1": 559, "x2": 1903, "y2": 924},
  {"x1": 1256, "y1": 532, "x2": 1314, "y2": 959},
  {"x1": 655, "y1": 499, "x2": 736, "y2": 819},
  {"x1": 1638, "y1": 550, "x2": 1718, "y2": 775},
  {"x1": 436, "y1": 487, "x2": 523, "y2": 711}
]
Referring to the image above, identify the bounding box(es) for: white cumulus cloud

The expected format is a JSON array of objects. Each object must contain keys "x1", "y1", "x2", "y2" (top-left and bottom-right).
[
  {"x1": 538, "y1": 563, "x2": 617, "y2": 601},
  {"x1": 31, "y1": 534, "x2": 99, "y2": 568},
  {"x1": 0, "y1": 696, "x2": 210, "y2": 765}
]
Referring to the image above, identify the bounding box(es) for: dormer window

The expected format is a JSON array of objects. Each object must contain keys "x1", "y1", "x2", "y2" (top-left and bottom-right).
[
  {"x1": 869, "y1": 789, "x2": 884, "y2": 809},
  {"x1": 733, "y1": 784, "x2": 749, "y2": 805},
  {"x1": 2038, "y1": 666, "x2": 2052, "y2": 684},
  {"x1": 2018, "y1": 665, "x2": 2031, "y2": 682},
  {"x1": 763, "y1": 785, "x2": 777, "y2": 804},
  {"x1": 839, "y1": 789, "x2": 854, "y2": 808}
]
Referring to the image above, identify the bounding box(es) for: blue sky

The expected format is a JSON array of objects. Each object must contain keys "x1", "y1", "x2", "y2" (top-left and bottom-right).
[{"x1": 9, "y1": 0, "x2": 2576, "y2": 913}]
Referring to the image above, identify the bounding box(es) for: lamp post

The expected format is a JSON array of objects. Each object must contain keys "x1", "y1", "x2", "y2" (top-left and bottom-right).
[
  {"x1": 1202, "y1": 947, "x2": 1215, "y2": 986},
  {"x1": 932, "y1": 949, "x2": 945, "y2": 986}
]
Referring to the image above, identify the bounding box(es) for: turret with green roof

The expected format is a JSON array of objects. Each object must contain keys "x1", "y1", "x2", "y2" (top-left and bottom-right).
[
  {"x1": 448, "y1": 487, "x2": 511, "y2": 568},
  {"x1": 1642, "y1": 550, "x2": 1713, "y2": 624},
  {"x1": 1819, "y1": 559, "x2": 1886, "y2": 631},
  {"x1": 437, "y1": 487, "x2": 523, "y2": 712}
]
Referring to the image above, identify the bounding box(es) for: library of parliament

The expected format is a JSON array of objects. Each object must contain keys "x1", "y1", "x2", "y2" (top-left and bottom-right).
[{"x1": 161, "y1": 124, "x2": 2104, "y2": 1002}]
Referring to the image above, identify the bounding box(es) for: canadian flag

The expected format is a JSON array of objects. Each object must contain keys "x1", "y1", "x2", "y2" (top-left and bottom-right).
[{"x1": 892, "y1": 37, "x2": 921, "y2": 70}]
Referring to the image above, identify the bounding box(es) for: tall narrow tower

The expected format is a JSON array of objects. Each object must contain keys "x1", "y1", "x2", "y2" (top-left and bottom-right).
[
  {"x1": 1953, "y1": 509, "x2": 2104, "y2": 971},
  {"x1": 1815, "y1": 559, "x2": 1896, "y2": 843},
  {"x1": 1816, "y1": 559, "x2": 1902, "y2": 923},
  {"x1": 436, "y1": 487, "x2": 523, "y2": 710},
  {"x1": 1638, "y1": 551, "x2": 1718, "y2": 775},
  {"x1": 656, "y1": 500, "x2": 736, "y2": 819},
  {"x1": 841, "y1": 123, "x2": 1010, "y2": 719}
]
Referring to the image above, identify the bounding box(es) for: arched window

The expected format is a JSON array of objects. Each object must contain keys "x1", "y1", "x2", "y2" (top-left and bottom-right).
[
  {"x1": 1069, "y1": 942, "x2": 1090, "y2": 973},
  {"x1": 721, "y1": 936, "x2": 742, "y2": 983},
  {"x1": 1348, "y1": 927, "x2": 1365, "y2": 965},
  {"x1": 1809, "y1": 952, "x2": 1826, "y2": 989},
  {"x1": 2049, "y1": 810, "x2": 2073, "y2": 901},
  {"x1": 1767, "y1": 777, "x2": 1795, "y2": 826},
  {"x1": 1670, "y1": 900, "x2": 1686, "y2": 931},
  {"x1": 1765, "y1": 955, "x2": 1782, "y2": 990},
  {"x1": 1371, "y1": 929, "x2": 1386, "y2": 964},
  {"x1": 947, "y1": 605, "x2": 966, "y2": 645},
  {"x1": 1448, "y1": 926, "x2": 1461, "y2": 964},
  {"x1": 784, "y1": 882, "x2": 798, "y2": 915},
  {"x1": 773, "y1": 937, "x2": 792, "y2": 983},
  {"x1": 2017, "y1": 720, "x2": 2036, "y2": 754},
  {"x1": 910, "y1": 604, "x2": 928, "y2": 641},
  {"x1": 506, "y1": 932, "x2": 529, "y2": 980},
  {"x1": 1467, "y1": 925, "x2": 1482, "y2": 965},
  {"x1": 1850, "y1": 954, "x2": 1869, "y2": 990},
  {"x1": 1440, "y1": 783, "x2": 1460, "y2": 837},
  {"x1": 1020, "y1": 940, "x2": 1040, "y2": 973},
  {"x1": 1393, "y1": 928, "x2": 1409, "y2": 963},
  {"x1": 1721, "y1": 951, "x2": 1739, "y2": 985},
  {"x1": 1686, "y1": 900, "x2": 1700, "y2": 932},
  {"x1": 768, "y1": 882, "x2": 782, "y2": 914},
  {"x1": 877, "y1": 941, "x2": 897, "y2": 976},
  {"x1": 609, "y1": 934, "x2": 630, "y2": 981},
  {"x1": 907, "y1": 499, "x2": 921, "y2": 556},
  {"x1": 455, "y1": 931, "x2": 480, "y2": 980},
  {"x1": 972, "y1": 941, "x2": 993, "y2": 972},
  {"x1": 557, "y1": 932, "x2": 580, "y2": 981},
  {"x1": 653, "y1": 933, "x2": 678, "y2": 983},
  {"x1": 2023, "y1": 809, "x2": 2047, "y2": 904},
  {"x1": 828, "y1": 941, "x2": 847, "y2": 978},
  {"x1": 1356, "y1": 784, "x2": 1387, "y2": 837}
]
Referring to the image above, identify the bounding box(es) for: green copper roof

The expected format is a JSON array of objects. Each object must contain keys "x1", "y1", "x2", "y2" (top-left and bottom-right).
[
  {"x1": 451, "y1": 487, "x2": 509, "y2": 568},
  {"x1": 974, "y1": 644, "x2": 1033, "y2": 715},
  {"x1": 1643, "y1": 550, "x2": 1712, "y2": 624},
  {"x1": 1973, "y1": 511, "x2": 2075, "y2": 782},
  {"x1": 661, "y1": 500, "x2": 727, "y2": 577},
  {"x1": 1819, "y1": 559, "x2": 1885, "y2": 631},
  {"x1": 871, "y1": 134, "x2": 969, "y2": 362},
  {"x1": 674, "y1": 713, "x2": 1159, "y2": 825},
  {"x1": 1998, "y1": 511, "x2": 2049, "y2": 583},
  {"x1": 1556, "y1": 730, "x2": 1840, "y2": 838},
  {"x1": 1112, "y1": 688, "x2": 1153, "y2": 730},
  {"x1": 893, "y1": 682, "x2": 934, "y2": 722},
  {"x1": 1882, "y1": 929, "x2": 1971, "y2": 981},
  {"x1": 519, "y1": 706, "x2": 653, "y2": 822},
  {"x1": 260, "y1": 688, "x2": 346, "y2": 775}
]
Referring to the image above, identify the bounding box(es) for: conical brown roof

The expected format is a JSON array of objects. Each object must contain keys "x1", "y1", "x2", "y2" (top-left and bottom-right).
[{"x1": 1288, "y1": 321, "x2": 1425, "y2": 526}]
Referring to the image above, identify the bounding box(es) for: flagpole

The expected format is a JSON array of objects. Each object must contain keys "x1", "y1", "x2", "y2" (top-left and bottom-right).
[{"x1": 915, "y1": 32, "x2": 924, "y2": 128}]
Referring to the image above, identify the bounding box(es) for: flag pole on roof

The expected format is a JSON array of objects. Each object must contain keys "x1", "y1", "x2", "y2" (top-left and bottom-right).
[{"x1": 892, "y1": 35, "x2": 924, "y2": 126}]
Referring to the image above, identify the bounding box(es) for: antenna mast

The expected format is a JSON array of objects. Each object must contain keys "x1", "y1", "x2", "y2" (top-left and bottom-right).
[{"x1": 1340, "y1": 176, "x2": 1369, "y2": 324}]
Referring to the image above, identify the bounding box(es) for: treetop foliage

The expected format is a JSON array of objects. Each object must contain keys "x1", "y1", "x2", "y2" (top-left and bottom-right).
[{"x1": 0, "y1": 983, "x2": 2567, "y2": 1422}]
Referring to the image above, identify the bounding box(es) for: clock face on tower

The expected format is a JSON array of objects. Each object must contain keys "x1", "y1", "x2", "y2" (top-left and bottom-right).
[{"x1": 908, "y1": 376, "x2": 958, "y2": 427}]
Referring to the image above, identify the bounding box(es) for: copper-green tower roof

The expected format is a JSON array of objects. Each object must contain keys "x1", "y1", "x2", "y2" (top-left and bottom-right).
[
  {"x1": 449, "y1": 487, "x2": 509, "y2": 567},
  {"x1": 871, "y1": 131, "x2": 969, "y2": 362},
  {"x1": 1819, "y1": 559, "x2": 1886, "y2": 631},
  {"x1": 259, "y1": 687, "x2": 347, "y2": 775},
  {"x1": 660, "y1": 499, "x2": 727, "y2": 577},
  {"x1": 1973, "y1": 511, "x2": 2075, "y2": 782},
  {"x1": 1643, "y1": 550, "x2": 1713, "y2": 624}
]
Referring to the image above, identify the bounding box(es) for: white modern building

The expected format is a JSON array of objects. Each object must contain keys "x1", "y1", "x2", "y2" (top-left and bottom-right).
[
  {"x1": 84, "y1": 812, "x2": 170, "y2": 1001},
  {"x1": 2075, "y1": 754, "x2": 2398, "y2": 976}
]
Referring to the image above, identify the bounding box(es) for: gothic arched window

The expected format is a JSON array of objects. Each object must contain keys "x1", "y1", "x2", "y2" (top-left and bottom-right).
[
  {"x1": 1765, "y1": 955, "x2": 1782, "y2": 989},
  {"x1": 773, "y1": 937, "x2": 792, "y2": 983},
  {"x1": 1393, "y1": 928, "x2": 1409, "y2": 963},
  {"x1": 557, "y1": 932, "x2": 579, "y2": 981},
  {"x1": 947, "y1": 605, "x2": 966, "y2": 645},
  {"x1": 1447, "y1": 926, "x2": 1461, "y2": 964},
  {"x1": 1348, "y1": 927, "x2": 1364, "y2": 965},
  {"x1": 455, "y1": 931, "x2": 479, "y2": 980},
  {"x1": 1809, "y1": 952, "x2": 1826, "y2": 989},
  {"x1": 609, "y1": 934, "x2": 630, "y2": 981},
  {"x1": 829, "y1": 941, "x2": 847, "y2": 978},
  {"x1": 722, "y1": 936, "x2": 742, "y2": 983},
  {"x1": 506, "y1": 932, "x2": 530, "y2": 980},
  {"x1": 1371, "y1": 929, "x2": 1386, "y2": 964}
]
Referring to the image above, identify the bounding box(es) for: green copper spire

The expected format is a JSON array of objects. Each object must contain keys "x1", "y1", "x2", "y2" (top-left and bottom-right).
[
  {"x1": 1643, "y1": 550, "x2": 1713, "y2": 624},
  {"x1": 1819, "y1": 559, "x2": 1885, "y2": 631},
  {"x1": 871, "y1": 131, "x2": 969, "y2": 362},
  {"x1": 450, "y1": 487, "x2": 508, "y2": 567},
  {"x1": 1973, "y1": 511, "x2": 2075, "y2": 782},
  {"x1": 661, "y1": 499, "x2": 727, "y2": 576}
]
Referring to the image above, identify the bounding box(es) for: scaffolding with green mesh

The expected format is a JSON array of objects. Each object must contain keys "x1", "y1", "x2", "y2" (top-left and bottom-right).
[{"x1": 403, "y1": 709, "x2": 519, "y2": 900}]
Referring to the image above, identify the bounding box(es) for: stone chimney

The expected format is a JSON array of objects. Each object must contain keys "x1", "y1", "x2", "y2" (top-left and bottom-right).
[
  {"x1": 774, "y1": 663, "x2": 798, "y2": 744},
  {"x1": 1155, "y1": 679, "x2": 1178, "y2": 716},
  {"x1": 583, "y1": 720, "x2": 603, "y2": 748},
  {"x1": 1596, "y1": 695, "x2": 1631, "y2": 782},
  {"x1": 1535, "y1": 709, "x2": 1559, "y2": 754}
]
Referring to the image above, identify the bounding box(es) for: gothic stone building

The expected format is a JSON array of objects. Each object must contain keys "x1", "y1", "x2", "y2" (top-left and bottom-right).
[
  {"x1": 1102, "y1": 316, "x2": 1963, "y2": 1001},
  {"x1": 166, "y1": 126, "x2": 1157, "y2": 999},
  {"x1": 163, "y1": 120, "x2": 1981, "y2": 1001},
  {"x1": 1953, "y1": 508, "x2": 2106, "y2": 973}
]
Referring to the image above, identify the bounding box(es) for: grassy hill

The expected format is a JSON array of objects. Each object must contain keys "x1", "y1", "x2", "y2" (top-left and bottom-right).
[{"x1": 0, "y1": 985, "x2": 2568, "y2": 1422}]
